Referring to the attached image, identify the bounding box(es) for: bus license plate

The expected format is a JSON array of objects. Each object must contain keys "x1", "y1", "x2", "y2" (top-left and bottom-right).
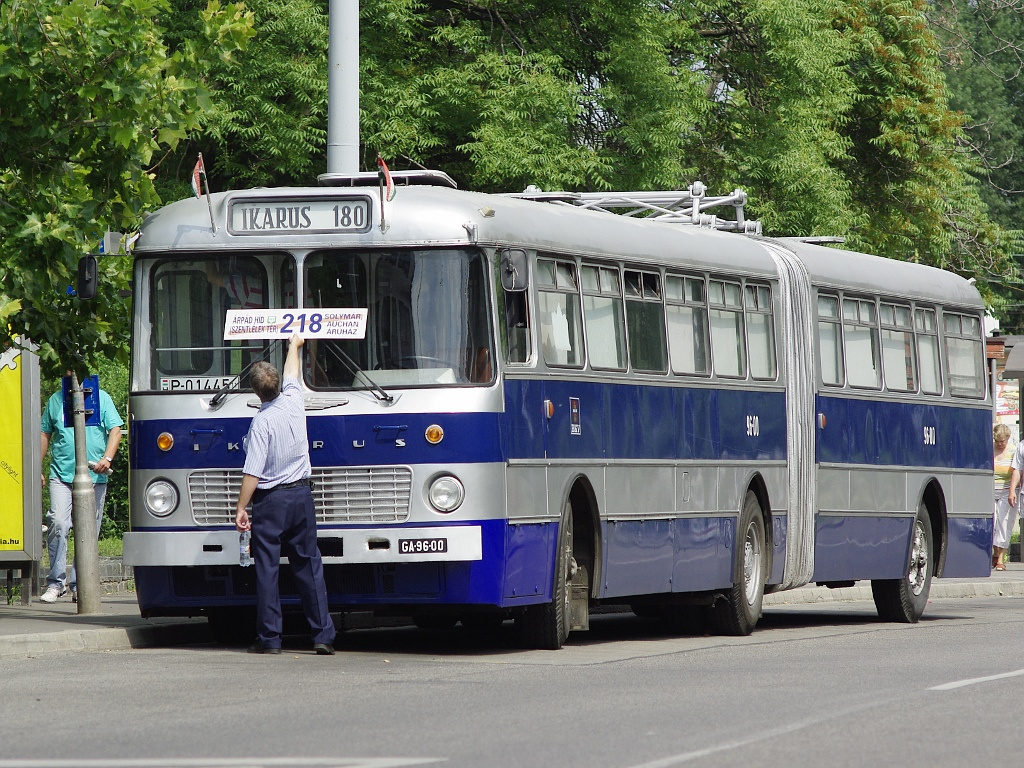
[{"x1": 398, "y1": 537, "x2": 448, "y2": 555}]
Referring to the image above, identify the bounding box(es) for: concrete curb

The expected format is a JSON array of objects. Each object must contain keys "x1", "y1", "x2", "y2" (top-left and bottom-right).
[
  {"x1": 764, "y1": 579, "x2": 1024, "y2": 606},
  {"x1": 0, "y1": 621, "x2": 209, "y2": 660}
]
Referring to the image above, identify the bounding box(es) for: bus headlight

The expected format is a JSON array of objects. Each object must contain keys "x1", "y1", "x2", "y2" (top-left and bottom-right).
[
  {"x1": 428, "y1": 475, "x2": 464, "y2": 513},
  {"x1": 145, "y1": 480, "x2": 179, "y2": 517}
]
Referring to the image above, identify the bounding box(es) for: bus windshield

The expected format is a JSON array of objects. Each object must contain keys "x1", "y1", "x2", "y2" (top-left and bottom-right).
[
  {"x1": 304, "y1": 248, "x2": 494, "y2": 389},
  {"x1": 141, "y1": 255, "x2": 275, "y2": 392}
]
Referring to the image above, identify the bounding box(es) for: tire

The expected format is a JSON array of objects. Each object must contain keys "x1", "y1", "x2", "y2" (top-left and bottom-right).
[
  {"x1": 872, "y1": 506, "x2": 933, "y2": 623},
  {"x1": 517, "y1": 501, "x2": 573, "y2": 649},
  {"x1": 707, "y1": 491, "x2": 766, "y2": 636}
]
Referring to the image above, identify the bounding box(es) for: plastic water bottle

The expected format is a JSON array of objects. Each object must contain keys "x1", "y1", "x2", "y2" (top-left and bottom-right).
[
  {"x1": 239, "y1": 530, "x2": 252, "y2": 567},
  {"x1": 87, "y1": 460, "x2": 113, "y2": 477}
]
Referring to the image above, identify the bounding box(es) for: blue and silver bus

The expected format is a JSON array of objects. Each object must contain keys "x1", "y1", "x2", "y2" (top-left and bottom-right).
[{"x1": 123, "y1": 172, "x2": 992, "y2": 648}]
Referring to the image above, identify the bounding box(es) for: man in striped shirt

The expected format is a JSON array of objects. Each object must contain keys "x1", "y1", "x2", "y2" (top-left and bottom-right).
[{"x1": 234, "y1": 334, "x2": 335, "y2": 655}]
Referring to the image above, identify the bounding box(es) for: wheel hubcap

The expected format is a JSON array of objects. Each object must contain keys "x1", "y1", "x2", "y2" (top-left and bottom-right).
[
  {"x1": 907, "y1": 519, "x2": 929, "y2": 596},
  {"x1": 562, "y1": 516, "x2": 574, "y2": 616},
  {"x1": 743, "y1": 522, "x2": 762, "y2": 605}
]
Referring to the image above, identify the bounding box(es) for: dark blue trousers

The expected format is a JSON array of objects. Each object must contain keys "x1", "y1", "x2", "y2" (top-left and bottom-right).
[{"x1": 251, "y1": 485, "x2": 335, "y2": 648}]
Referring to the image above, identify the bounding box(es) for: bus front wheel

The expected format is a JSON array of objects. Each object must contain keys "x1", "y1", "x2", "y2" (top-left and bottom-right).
[
  {"x1": 708, "y1": 491, "x2": 766, "y2": 636},
  {"x1": 517, "y1": 501, "x2": 574, "y2": 650},
  {"x1": 872, "y1": 505, "x2": 933, "y2": 623}
]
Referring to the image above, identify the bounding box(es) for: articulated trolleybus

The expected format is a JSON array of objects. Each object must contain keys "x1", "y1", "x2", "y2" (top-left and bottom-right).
[{"x1": 124, "y1": 170, "x2": 992, "y2": 648}]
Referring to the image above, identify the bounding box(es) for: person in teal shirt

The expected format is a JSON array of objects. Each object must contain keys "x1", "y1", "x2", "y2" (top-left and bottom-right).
[{"x1": 39, "y1": 381, "x2": 123, "y2": 603}]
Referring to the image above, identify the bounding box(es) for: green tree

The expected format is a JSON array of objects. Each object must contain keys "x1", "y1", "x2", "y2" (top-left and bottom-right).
[
  {"x1": 666, "y1": 0, "x2": 857, "y2": 236},
  {"x1": 154, "y1": 0, "x2": 1014, "y2": 282},
  {"x1": 932, "y1": 1, "x2": 1024, "y2": 227},
  {"x1": 929, "y1": 1, "x2": 1024, "y2": 329},
  {"x1": 0, "y1": 0, "x2": 252, "y2": 379},
  {"x1": 832, "y1": 0, "x2": 1018, "y2": 278},
  {"x1": 160, "y1": 0, "x2": 328, "y2": 193}
]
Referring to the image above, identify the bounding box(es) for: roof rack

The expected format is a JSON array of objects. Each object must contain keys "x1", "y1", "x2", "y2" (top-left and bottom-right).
[
  {"x1": 507, "y1": 181, "x2": 762, "y2": 235},
  {"x1": 780, "y1": 235, "x2": 846, "y2": 246},
  {"x1": 318, "y1": 169, "x2": 457, "y2": 189}
]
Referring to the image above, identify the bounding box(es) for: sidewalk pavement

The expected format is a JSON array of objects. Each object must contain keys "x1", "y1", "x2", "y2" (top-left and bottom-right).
[{"x1": 2, "y1": 564, "x2": 1022, "y2": 659}]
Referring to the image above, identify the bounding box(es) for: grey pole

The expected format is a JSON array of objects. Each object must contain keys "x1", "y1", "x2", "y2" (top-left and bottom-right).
[
  {"x1": 69, "y1": 371, "x2": 101, "y2": 614},
  {"x1": 327, "y1": 0, "x2": 360, "y2": 174}
]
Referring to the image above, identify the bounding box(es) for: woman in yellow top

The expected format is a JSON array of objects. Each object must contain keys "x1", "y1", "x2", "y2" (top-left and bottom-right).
[{"x1": 992, "y1": 423, "x2": 1015, "y2": 571}]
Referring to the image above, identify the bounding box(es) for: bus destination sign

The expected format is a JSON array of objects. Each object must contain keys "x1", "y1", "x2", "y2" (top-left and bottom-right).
[
  {"x1": 224, "y1": 308, "x2": 368, "y2": 340},
  {"x1": 228, "y1": 197, "x2": 371, "y2": 235}
]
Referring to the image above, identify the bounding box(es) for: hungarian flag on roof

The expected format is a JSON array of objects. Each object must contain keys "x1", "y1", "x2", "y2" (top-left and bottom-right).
[
  {"x1": 191, "y1": 155, "x2": 206, "y2": 199},
  {"x1": 377, "y1": 154, "x2": 396, "y2": 201}
]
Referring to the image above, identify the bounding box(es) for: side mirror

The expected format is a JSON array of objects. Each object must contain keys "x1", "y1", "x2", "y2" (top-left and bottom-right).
[
  {"x1": 77, "y1": 255, "x2": 98, "y2": 300},
  {"x1": 499, "y1": 248, "x2": 528, "y2": 292}
]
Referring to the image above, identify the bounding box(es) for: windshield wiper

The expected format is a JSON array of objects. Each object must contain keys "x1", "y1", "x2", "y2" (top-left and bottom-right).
[
  {"x1": 204, "y1": 339, "x2": 283, "y2": 410},
  {"x1": 320, "y1": 341, "x2": 394, "y2": 403}
]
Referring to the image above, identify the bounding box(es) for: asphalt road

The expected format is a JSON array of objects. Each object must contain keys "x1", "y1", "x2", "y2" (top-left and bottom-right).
[{"x1": 1, "y1": 596, "x2": 1021, "y2": 768}]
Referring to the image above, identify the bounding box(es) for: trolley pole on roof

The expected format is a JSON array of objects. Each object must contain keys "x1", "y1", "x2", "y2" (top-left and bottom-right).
[{"x1": 327, "y1": 0, "x2": 360, "y2": 175}]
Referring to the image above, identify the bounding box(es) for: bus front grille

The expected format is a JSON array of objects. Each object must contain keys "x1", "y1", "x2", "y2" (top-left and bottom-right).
[{"x1": 188, "y1": 467, "x2": 413, "y2": 525}]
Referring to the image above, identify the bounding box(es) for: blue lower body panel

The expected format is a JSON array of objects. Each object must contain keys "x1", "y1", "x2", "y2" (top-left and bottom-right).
[
  {"x1": 811, "y1": 514, "x2": 993, "y2": 582},
  {"x1": 943, "y1": 516, "x2": 993, "y2": 577},
  {"x1": 603, "y1": 517, "x2": 734, "y2": 598},
  {"x1": 134, "y1": 516, "x2": 743, "y2": 616},
  {"x1": 136, "y1": 519, "x2": 534, "y2": 615},
  {"x1": 132, "y1": 511, "x2": 994, "y2": 617},
  {"x1": 813, "y1": 516, "x2": 912, "y2": 582}
]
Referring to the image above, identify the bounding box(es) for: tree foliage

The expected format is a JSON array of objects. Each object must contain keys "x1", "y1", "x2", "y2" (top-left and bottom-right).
[
  {"x1": 930, "y1": 1, "x2": 1024, "y2": 329},
  {"x1": 0, "y1": 0, "x2": 252, "y2": 379},
  {"x1": 831, "y1": 0, "x2": 1016, "y2": 278},
  {"x1": 5, "y1": 0, "x2": 1018, "y2": 359},
  {"x1": 161, "y1": 0, "x2": 1015, "y2": 284}
]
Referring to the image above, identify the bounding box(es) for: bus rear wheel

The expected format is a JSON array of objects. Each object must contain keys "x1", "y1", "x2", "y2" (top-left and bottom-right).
[
  {"x1": 708, "y1": 491, "x2": 766, "y2": 636},
  {"x1": 517, "y1": 501, "x2": 574, "y2": 650},
  {"x1": 872, "y1": 505, "x2": 933, "y2": 623}
]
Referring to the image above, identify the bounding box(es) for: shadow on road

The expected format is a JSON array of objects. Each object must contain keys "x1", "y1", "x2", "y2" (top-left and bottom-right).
[{"x1": 192, "y1": 602, "x2": 981, "y2": 657}]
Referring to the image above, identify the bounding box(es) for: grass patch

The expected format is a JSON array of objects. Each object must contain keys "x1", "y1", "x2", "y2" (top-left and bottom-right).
[
  {"x1": 66, "y1": 537, "x2": 124, "y2": 559},
  {"x1": 98, "y1": 538, "x2": 123, "y2": 558}
]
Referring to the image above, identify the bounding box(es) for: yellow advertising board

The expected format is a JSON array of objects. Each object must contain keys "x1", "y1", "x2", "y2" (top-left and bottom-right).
[
  {"x1": 0, "y1": 340, "x2": 40, "y2": 563},
  {"x1": 0, "y1": 344, "x2": 25, "y2": 550}
]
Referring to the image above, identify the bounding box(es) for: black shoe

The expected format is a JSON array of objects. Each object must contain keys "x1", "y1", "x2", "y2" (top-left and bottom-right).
[
  {"x1": 313, "y1": 642, "x2": 335, "y2": 655},
  {"x1": 247, "y1": 640, "x2": 282, "y2": 655}
]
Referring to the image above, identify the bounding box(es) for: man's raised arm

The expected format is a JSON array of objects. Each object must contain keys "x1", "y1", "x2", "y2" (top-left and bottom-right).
[{"x1": 284, "y1": 333, "x2": 304, "y2": 381}]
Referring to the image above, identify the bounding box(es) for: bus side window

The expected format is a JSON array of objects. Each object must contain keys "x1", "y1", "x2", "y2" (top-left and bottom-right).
[
  {"x1": 581, "y1": 264, "x2": 627, "y2": 370},
  {"x1": 843, "y1": 297, "x2": 880, "y2": 389},
  {"x1": 537, "y1": 258, "x2": 584, "y2": 368},
  {"x1": 817, "y1": 293, "x2": 843, "y2": 386},
  {"x1": 745, "y1": 282, "x2": 776, "y2": 380},
  {"x1": 665, "y1": 274, "x2": 710, "y2": 375},
  {"x1": 915, "y1": 307, "x2": 942, "y2": 394},
  {"x1": 708, "y1": 278, "x2": 744, "y2": 378},
  {"x1": 624, "y1": 269, "x2": 667, "y2": 373},
  {"x1": 944, "y1": 312, "x2": 985, "y2": 398},
  {"x1": 503, "y1": 289, "x2": 530, "y2": 364},
  {"x1": 880, "y1": 302, "x2": 916, "y2": 392}
]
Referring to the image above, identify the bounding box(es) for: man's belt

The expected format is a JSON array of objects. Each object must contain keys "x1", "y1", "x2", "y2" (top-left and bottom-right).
[{"x1": 272, "y1": 477, "x2": 311, "y2": 491}]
